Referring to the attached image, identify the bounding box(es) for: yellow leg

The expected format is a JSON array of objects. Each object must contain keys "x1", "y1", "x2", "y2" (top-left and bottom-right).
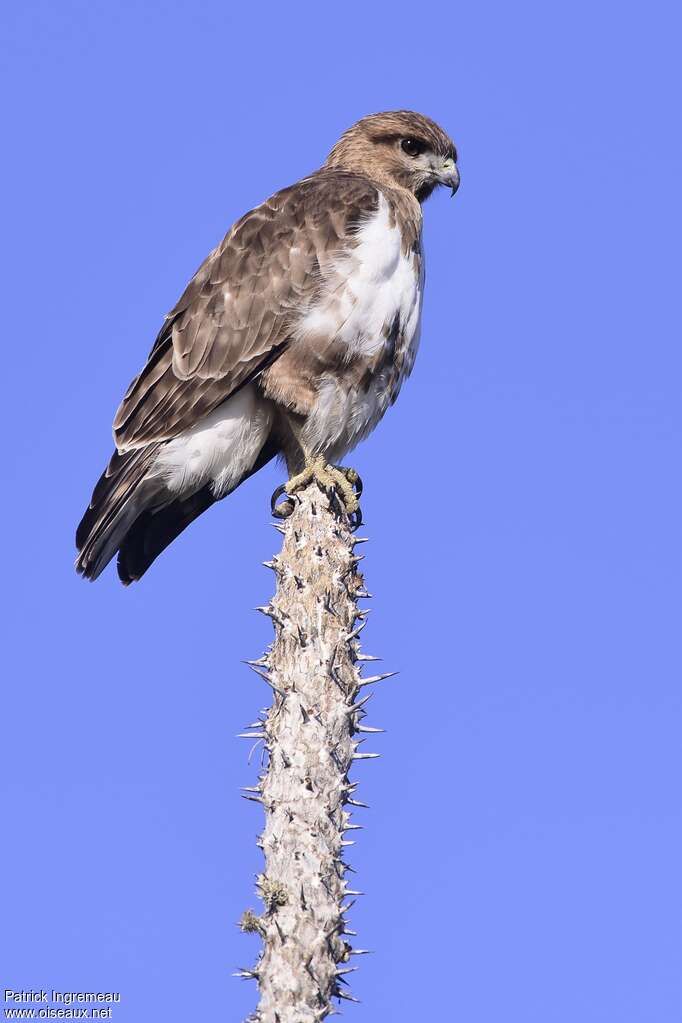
[{"x1": 271, "y1": 456, "x2": 362, "y2": 524}]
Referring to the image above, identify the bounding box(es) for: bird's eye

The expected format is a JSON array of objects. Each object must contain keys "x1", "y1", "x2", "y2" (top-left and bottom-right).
[{"x1": 400, "y1": 138, "x2": 425, "y2": 157}]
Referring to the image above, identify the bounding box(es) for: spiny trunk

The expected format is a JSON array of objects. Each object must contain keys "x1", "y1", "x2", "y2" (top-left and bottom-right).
[{"x1": 238, "y1": 482, "x2": 391, "y2": 1022}]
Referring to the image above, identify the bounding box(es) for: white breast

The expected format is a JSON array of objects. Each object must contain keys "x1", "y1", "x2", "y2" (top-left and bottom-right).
[
  {"x1": 298, "y1": 193, "x2": 424, "y2": 459},
  {"x1": 297, "y1": 194, "x2": 422, "y2": 357}
]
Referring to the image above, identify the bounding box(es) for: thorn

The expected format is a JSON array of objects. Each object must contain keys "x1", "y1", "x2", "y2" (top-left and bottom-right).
[
  {"x1": 237, "y1": 732, "x2": 267, "y2": 739},
  {"x1": 352, "y1": 537, "x2": 369, "y2": 544},
  {"x1": 355, "y1": 590, "x2": 372, "y2": 599},
  {"x1": 343, "y1": 824, "x2": 363, "y2": 831},
  {"x1": 355, "y1": 609, "x2": 372, "y2": 619},
  {"x1": 344, "y1": 889, "x2": 365, "y2": 896},
  {"x1": 255, "y1": 605, "x2": 287, "y2": 626},
  {"x1": 340, "y1": 839, "x2": 355, "y2": 846},
  {"x1": 265, "y1": 681, "x2": 287, "y2": 697},
  {"x1": 345, "y1": 692, "x2": 374, "y2": 714},
  {"x1": 356, "y1": 671, "x2": 398, "y2": 688},
  {"x1": 255, "y1": 601, "x2": 288, "y2": 626},
  {"x1": 234, "y1": 968, "x2": 259, "y2": 980},
  {"x1": 346, "y1": 620, "x2": 367, "y2": 640},
  {"x1": 245, "y1": 662, "x2": 286, "y2": 696},
  {"x1": 322, "y1": 593, "x2": 341, "y2": 619},
  {"x1": 244, "y1": 662, "x2": 272, "y2": 682},
  {"x1": 272, "y1": 522, "x2": 286, "y2": 534},
  {"x1": 342, "y1": 928, "x2": 358, "y2": 937},
  {"x1": 336, "y1": 967, "x2": 359, "y2": 976},
  {"x1": 352, "y1": 752, "x2": 380, "y2": 760},
  {"x1": 240, "y1": 793, "x2": 264, "y2": 804},
  {"x1": 336, "y1": 990, "x2": 360, "y2": 1003},
  {"x1": 354, "y1": 724, "x2": 385, "y2": 733},
  {"x1": 243, "y1": 657, "x2": 269, "y2": 668},
  {"x1": 348, "y1": 948, "x2": 373, "y2": 956},
  {"x1": 262, "y1": 559, "x2": 277, "y2": 570},
  {"x1": 347, "y1": 799, "x2": 370, "y2": 809},
  {"x1": 241, "y1": 785, "x2": 261, "y2": 792},
  {"x1": 355, "y1": 653, "x2": 381, "y2": 662}
]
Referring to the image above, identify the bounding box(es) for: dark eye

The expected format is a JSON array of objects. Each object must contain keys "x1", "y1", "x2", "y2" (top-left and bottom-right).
[{"x1": 400, "y1": 138, "x2": 425, "y2": 157}]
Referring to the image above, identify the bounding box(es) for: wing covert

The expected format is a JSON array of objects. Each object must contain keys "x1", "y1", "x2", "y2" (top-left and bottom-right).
[{"x1": 112, "y1": 172, "x2": 378, "y2": 452}]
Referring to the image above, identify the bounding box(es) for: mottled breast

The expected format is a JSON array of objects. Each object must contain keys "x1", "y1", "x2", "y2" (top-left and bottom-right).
[{"x1": 294, "y1": 190, "x2": 424, "y2": 461}]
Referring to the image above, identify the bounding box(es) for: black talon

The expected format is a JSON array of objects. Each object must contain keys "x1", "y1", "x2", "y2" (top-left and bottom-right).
[
  {"x1": 271, "y1": 484, "x2": 295, "y2": 518},
  {"x1": 336, "y1": 465, "x2": 363, "y2": 500},
  {"x1": 271, "y1": 483, "x2": 286, "y2": 515}
]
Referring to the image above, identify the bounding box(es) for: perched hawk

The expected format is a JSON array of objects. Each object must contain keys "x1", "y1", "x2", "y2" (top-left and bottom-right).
[{"x1": 76, "y1": 110, "x2": 459, "y2": 583}]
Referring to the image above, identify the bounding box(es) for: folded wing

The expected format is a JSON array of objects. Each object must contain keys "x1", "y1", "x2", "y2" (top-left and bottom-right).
[{"x1": 76, "y1": 171, "x2": 379, "y2": 582}]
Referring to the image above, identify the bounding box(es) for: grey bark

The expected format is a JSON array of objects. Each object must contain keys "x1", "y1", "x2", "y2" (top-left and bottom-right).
[{"x1": 238, "y1": 482, "x2": 389, "y2": 1021}]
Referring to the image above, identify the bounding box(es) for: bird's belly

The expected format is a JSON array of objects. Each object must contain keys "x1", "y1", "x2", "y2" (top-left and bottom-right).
[
  {"x1": 308, "y1": 373, "x2": 398, "y2": 463},
  {"x1": 303, "y1": 289, "x2": 423, "y2": 462}
]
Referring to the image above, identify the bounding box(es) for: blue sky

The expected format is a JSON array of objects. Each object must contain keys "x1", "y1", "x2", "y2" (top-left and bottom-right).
[{"x1": 1, "y1": 0, "x2": 681, "y2": 1019}]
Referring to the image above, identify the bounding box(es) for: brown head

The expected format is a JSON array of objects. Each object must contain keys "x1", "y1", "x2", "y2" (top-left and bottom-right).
[{"x1": 325, "y1": 110, "x2": 459, "y2": 202}]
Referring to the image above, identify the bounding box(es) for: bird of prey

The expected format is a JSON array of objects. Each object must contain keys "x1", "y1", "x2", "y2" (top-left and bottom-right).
[{"x1": 76, "y1": 110, "x2": 459, "y2": 584}]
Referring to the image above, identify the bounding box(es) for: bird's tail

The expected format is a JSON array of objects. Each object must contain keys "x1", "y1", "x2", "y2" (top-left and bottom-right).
[
  {"x1": 115, "y1": 484, "x2": 217, "y2": 585},
  {"x1": 76, "y1": 438, "x2": 278, "y2": 584},
  {"x1": 75, "y1": 445, "x2": 166, "y2": 582}
]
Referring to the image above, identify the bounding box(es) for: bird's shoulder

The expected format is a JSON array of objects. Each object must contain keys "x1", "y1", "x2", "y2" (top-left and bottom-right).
[
  {"x1": 159, "y1": 171, "x2": 383, "y2": 331},
  {"x1": 259, "y1": 169, "x2": 384, "y2": 227}
]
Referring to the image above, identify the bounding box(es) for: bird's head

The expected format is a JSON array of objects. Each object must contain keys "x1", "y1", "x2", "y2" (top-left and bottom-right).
[{"x1": 325, "y1": 110, "x2": 459, "y2": 202}]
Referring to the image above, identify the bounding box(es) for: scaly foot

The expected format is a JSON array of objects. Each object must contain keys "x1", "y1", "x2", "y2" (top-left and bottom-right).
[{"x1": 271, "y1": 456, "x2": 363, "y2": 527}]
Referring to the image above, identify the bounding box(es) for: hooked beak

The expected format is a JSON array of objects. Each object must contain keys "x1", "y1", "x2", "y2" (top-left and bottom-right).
[{"x1": 438, "y1": 157, "x2": 460, "y2": 196}]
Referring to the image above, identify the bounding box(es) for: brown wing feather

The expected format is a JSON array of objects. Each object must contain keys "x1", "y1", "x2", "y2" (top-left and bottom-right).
[{"x1": 112, "y1": 172, "x2": 379, "y2": 452}]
